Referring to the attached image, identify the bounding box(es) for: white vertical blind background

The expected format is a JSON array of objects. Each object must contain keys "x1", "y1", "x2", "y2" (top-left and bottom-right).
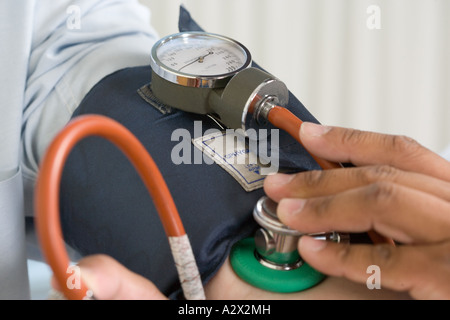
[{"x1": 141, "y1": 0, "x2": 450, "y2": 154}]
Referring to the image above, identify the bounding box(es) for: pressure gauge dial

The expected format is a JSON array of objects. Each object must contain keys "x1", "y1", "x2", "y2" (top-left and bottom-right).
[
  {"x1": 149, "y1": 31, "x2": 288, "y2": 132},
  {"x1": 150, "y1": 32, "x2": 252, "y2": 88}
]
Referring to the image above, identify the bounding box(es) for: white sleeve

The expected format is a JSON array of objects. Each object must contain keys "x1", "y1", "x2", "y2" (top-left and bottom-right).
[{"x1": 21, "y1": 0, "x2": 160, "y2": 216}]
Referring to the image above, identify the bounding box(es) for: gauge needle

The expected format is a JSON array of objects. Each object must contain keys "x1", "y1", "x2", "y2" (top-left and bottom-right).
[{"x1": 178, "y1": 51, "x2": 214, "y2": 72}]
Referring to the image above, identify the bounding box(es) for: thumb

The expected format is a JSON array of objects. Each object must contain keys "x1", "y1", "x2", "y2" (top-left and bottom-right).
[{"x1": 51, "y1": 254, "x2": 168, "y2": 300}]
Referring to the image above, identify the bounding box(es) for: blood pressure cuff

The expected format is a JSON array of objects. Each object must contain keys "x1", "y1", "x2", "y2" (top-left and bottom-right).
[{"x1": 59, "y1": 6, "x2": 321, "y2": 299}]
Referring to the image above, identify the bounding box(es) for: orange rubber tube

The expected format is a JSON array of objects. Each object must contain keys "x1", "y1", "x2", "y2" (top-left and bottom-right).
[
  {"x1": 35, "y1": 115, "x2": 186, "y2": 300},
  {"x1": 268, "y1": 106, "x2": 395, "y2": 246},
  {"x1": 267, "y1": 106, "x2": 342, "y2": 170}
]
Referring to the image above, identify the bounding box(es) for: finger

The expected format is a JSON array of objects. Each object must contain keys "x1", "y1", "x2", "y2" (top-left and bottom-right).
[
  {"x1": 264, "y1": 166, "x2": 450, "y2": 202},
  {"x1": 298, "y1": 236, "x2": 450, "y2": 300},
  {"x1": 277, "y1": 182, "x2": 450, "y2": 243},
  {"x1": 53, "y1": 254, "x2": 168, "y2": 300},
  {"x1": 299, "y1": 122, "x2": 450, "y2": 181}
]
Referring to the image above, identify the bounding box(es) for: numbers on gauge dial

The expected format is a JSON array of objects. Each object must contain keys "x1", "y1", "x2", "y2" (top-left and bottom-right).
[{"x1": 157, "y1": 40, "x2": 246, "y2": 76}]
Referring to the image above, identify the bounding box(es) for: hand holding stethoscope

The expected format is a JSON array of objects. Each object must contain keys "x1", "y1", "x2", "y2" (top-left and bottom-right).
[{"x1": 265, "y1": 122, "x2": 450, "y2": 300}]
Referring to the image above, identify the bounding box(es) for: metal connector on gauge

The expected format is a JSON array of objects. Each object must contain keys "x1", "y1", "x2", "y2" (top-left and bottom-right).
[{"x1": 208, "y1": 68, "x2": 289, "y2": 135}]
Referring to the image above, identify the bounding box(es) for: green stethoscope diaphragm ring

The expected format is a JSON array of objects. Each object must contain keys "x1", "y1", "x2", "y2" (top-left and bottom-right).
[{"x1": 230, "y1": 237, "x2": 325, "y2": 293}]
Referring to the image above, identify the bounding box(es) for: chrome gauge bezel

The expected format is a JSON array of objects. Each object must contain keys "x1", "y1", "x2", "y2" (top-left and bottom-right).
[{"x1": 150, "y1": 32, "x2": 252, "y2": 88}]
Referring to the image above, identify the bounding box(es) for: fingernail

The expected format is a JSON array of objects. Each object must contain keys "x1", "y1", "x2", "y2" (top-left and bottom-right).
[
  {"x1": 277, "y1": 198, "x2": 306, "y2": 222},
  {"x1": 299, "y1": 235, "x2": 327, "y2": 252},
  {"x1": 301, "y1": 122, "x2": 331, "y2": 137},
  {"x1": 265, "y1": 173, "x2": 294, "y2": 187}
]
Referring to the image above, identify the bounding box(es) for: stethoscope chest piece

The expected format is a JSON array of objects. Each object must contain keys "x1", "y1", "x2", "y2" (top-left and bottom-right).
[
  {"x1": 229, "y1": 197, "x2": 326, "y2": 293},
  {"x1": 253, "y1": 197, "x2": 304, "y2": 270}
]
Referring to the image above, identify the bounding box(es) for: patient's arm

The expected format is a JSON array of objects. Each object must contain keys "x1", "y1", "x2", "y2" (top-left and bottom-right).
[
  {"x1": 71, "y1": 254, "x2": 410, "y2": 300},
  {"x1": 204, "y1": 257, "x2": 411, "y2": 300}
]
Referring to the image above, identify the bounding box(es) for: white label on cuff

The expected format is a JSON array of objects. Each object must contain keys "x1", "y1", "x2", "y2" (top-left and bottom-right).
[{"x1": 192, "y1": 131, "x2": 266, "y2": 192}]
